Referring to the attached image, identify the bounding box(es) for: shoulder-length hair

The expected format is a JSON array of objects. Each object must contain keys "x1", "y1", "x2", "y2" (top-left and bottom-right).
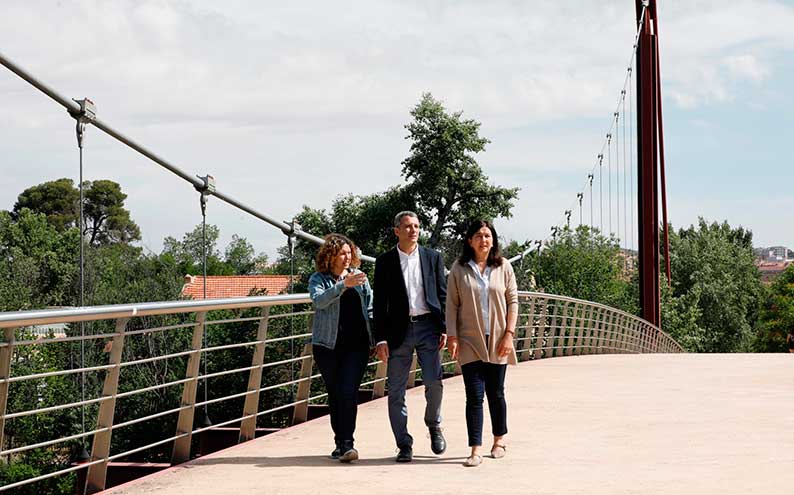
[
  {"x1": 458, "y1": 220, "x2": 503, "y2": 267},
  {"x1": 315, "y1": 233, "x2": 361, "y2": 273}
]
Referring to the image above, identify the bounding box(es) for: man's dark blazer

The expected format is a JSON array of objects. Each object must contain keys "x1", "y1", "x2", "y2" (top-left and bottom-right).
[{"x1": 373, "y1": 246, "x2": 447, "y2": 349}]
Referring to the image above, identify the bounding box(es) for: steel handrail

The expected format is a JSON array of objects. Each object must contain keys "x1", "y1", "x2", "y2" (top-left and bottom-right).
[{"x1": 0, "y1": 291, "x2": 682, "y2": 494}]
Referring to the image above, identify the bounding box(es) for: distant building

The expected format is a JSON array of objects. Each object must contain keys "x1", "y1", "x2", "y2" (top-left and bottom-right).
[
  {"x1": 757, "y1": 245, "x2": 793, "y2": 262},
  {"x1": 181, "y1": 275, "x2": 295, "y2": 299}
]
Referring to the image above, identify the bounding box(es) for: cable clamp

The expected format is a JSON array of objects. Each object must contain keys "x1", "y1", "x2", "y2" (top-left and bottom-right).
[{"x1": 69, "y1": 98, "x2": 96, "y2": 148}]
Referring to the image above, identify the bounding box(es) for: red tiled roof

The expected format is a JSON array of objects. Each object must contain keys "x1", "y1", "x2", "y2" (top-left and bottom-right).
[
  {"x1": 756, "y1": 261, "x2": 792, "y2": 272},
  {"x1": 181, "y1": 275, "x2": 295, "y2": 299}
]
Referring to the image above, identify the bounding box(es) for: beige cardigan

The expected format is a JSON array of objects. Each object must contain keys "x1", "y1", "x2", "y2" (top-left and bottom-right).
[{"x1": 446, "y1": 259, "x2": 518, "y2": 366}]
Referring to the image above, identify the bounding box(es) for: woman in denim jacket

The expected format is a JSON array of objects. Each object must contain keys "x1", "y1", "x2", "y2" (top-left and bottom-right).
[{"x1": 308, "y1": 234, "x2": 373, "y2": 463}]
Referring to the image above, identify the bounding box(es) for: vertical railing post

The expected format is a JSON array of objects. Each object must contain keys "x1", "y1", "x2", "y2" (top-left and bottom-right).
[
  {"x1": 560, "y1": 302, "x2": 571, "y2": 357},
  {"x1": 171, "y1": 311, "x2": 207, "y2": 464},
  {"x1": 239, "y1": 307, "x2": 270, "y2": 443},
  {"x1": 0, "y1": 328, "x2": 16, "y2": 453},
  {"x1": 632, "y1": 318, "x2": 640, "y2": 353},
  {"x1": 613, "y1": 314, "x2": 625, "y2": 353},
  {"x1": 582, "y1": 306, "x2": 595, "y2": 355},
  {"x1": 574, "y1": 304, "x2": 586, "y2": 355},
  {"x1": 518, "y1": 297, "x2": 536, "y2": 362},
  {"x1": 534, "y1": 299, "x2": 547, "y2": 360},
  {"x1": 292, "y1": 343, "x2": 313, "y2": 424},
  {"x1": 85, "y1": 317, "x2": 129, "y2": 495},
  {"x1": 640, "y1": 323, "x2": 649, "y2": 353},
  {"x1": 598, "y1": 308, "x2": 610, "y2": 354},
  {"x1": 609, "y1": 311, "x2": 621, "y2": 353}
]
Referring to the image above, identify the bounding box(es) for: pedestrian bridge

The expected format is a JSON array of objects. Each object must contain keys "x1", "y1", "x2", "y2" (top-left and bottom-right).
[
  {"x1": 104, "y1": 353, "x2": 793, "y2": 495},
  {"x1": 2, "y1": 292, "x2": 792, "y2": 494}
]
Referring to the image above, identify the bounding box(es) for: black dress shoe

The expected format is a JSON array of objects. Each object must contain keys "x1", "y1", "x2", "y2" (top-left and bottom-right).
[
  {"x1": 395, "y1": 445, "x2": 413, "y2": 463},
  {"x1": 429, "y1": 427, "x2": 446, "y2": 455}
]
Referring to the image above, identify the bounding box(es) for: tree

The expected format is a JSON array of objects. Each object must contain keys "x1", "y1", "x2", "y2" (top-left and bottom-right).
[
  {"x1": 82, "y1": 180, "x2": 141, "y2": 245},
  {"x1": 753, "y1": 263, "x2": 794, "y2": 352},
  {"x1": 12, "y1": 178, "x2": 141, "y2": 246},
  {"x1": 526, "y1": 226, "x2": 637, "y2": 313},
  {"x1": 0, "y1": 209, "x2": 78, "y2": 311},
  {"x1": 13, "y1": 178, "x2": 79, "y2": 231},
  {"x1": 402, "y1": 93, "x2": 519, "y2": 249},
  {"x1": 661, "y1": 219, "x2": 764, "y2": 352},
  {"x1": 224, "y1": 234, "x2": 268, "y2": 275}
]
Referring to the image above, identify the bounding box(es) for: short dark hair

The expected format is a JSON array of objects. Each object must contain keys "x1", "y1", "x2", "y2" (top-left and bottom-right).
[
  {"x1": 458, "y1": 220, "x2": 503, "y2": 267},
  {"x1": 393, "y1": 211, "x2": 419, "y2": 228}
]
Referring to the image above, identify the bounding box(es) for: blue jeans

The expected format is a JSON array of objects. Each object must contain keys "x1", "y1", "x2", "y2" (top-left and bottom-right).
[
  {"x1": 313, "y1": 345, "x2": 369, "y2": 446},
  {"x1": 461, "y1": 360, "x2": 508, "y2": 447},
  {"x1": 387, "y1": 319, "x2": 444, "y2": 448}
]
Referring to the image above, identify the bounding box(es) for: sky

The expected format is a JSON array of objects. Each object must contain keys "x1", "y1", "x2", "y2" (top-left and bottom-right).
[{"x1": 1, "y1": 0, "x2": 792, "y2": 260}]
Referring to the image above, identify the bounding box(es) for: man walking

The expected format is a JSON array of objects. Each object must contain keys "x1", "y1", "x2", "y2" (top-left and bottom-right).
[{"x1": 374, "y1": 211, "x2": 447, "y2": 462}]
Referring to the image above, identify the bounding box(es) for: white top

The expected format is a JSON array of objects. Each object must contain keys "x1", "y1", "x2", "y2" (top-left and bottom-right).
[
  {"x1": 398, "y1": 244, "x2": 430, "y2": 316},
  {"x1": 468, "y1": 260, "x2": 492, "y2": 336}
]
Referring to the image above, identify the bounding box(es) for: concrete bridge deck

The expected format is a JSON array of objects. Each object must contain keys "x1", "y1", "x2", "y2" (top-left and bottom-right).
[{"x1": 105, "y1": 354, "x2": 794, "y2": 495}]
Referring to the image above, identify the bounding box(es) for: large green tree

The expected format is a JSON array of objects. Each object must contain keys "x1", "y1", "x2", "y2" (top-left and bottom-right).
[
  {"x1": 662, "y1": 219, "x2": 764, "y2": 352},
  {"x1": 0, "y1": 209, "x2": 78, "y2": 311},
  {"x1": 13, "y1": 178, "x2": 78, "y2": 231},
  {"x1": 224, "y1": 234, "x2": 268, "y2": 275},
  {"x1": 752, "y1": 263, "x2": 794, "y2": 352},
  {"x1": 273, "y1": 93, "x2": 521, "y2": 274},
  {"x1": 402, "y1": 93, "x2": 519, "y2": 249},
  {"x1": 82, "y1": 180, "x2": 141, "y2": 246},
  {"x1": 518, "y1": 226, "x2": 637, "y2": 313},
  {"x1": 12, "y1": 178, "x2": 141, "y2": 246}
]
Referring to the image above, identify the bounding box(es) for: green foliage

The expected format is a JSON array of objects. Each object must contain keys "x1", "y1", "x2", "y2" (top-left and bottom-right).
[
  {"x1": 82, "y1": 180, "x2": 141, "y2": 246},
  {"x1": 753, "y1": 263, "x2": 794, "y2": 352},
  {"x1": 13, "y1": 178, "x2": 78, "y2": 231},
  {"x1": 162, "y1": 224, "x2": 269, "y2": 277},
  {"x1": 224, "y1": 234, "x2": 268, "y2": 275},
  {"x1": 402, "y1": 93, "x2": 519, "y2": 249},
  {"x1": 272, "y1": 93, "x2": 520, "y2": 272},
  {"x1": 662, "y1": 219, "x2": 764, "y2": 352},
  {"x1": 0, "y1": 209, "x2": 78, "y2": 311},
  {"x1": 13, "y1": 178, "x2": 140, "y2": 246},
  {"x1": 524, "y1": 226, "x2": 637, "y2": 313}
]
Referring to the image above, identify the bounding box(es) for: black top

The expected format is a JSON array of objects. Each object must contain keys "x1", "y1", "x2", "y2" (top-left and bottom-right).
[
  {"x1": 336, "y1": 288, "x2": 369, "y2": 351},
  {"x1": 372, "y1": 246, "x2": 447, "y2": 349}
]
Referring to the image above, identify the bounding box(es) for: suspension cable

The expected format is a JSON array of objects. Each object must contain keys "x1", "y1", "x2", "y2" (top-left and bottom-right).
[
  {"x1": 538, "y1": 5, "x2": 647, "y2": 251},
  {"x1": 0, "y1": 50, "x2": 375, "y2": 264},
  {"x1": 70, "y1": 98, "x2": 94, "y2": 462}
]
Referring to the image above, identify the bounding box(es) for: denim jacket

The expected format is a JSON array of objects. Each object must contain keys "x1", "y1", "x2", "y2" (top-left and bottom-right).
[{"x1": 308, "y1": 269, "x2": 374, "y2": 350}]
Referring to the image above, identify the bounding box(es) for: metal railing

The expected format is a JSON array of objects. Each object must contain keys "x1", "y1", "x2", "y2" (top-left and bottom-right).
[{"x1": 0, "y1": 291, "x2": 681, "y2": 493}]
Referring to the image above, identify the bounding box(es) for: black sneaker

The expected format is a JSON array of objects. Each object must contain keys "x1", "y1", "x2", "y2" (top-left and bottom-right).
[
  {"x1": 395, "y1": 445, "x2": 413, "y2": 463},
  {"x1": 429, "y1": 427, "x2": 446, "y2": 455},
  {"x1": 330, "y1": 445, "x2": 342, "y2": 459}
]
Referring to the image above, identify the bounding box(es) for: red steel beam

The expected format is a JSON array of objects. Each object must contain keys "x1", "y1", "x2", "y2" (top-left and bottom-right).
[{"x1": 635, "y1": 0, "x2": 661, "y2": 327}]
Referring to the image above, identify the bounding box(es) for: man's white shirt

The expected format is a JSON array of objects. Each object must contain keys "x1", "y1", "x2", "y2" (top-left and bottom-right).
[
  {"x1": 376, "y1": 244, "x2": 430, "y2": 347},
  {"x1": 398, "y1": 244, "x2": 430, "y2": 316}
]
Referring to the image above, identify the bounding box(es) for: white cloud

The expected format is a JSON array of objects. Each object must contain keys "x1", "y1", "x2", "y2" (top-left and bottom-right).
[
  {"x1": 0, "y1": 0, "x2": 792, "y2": 259},
  {"x1": 723, "y1": 54, "x2": 769, "y2": 82}
]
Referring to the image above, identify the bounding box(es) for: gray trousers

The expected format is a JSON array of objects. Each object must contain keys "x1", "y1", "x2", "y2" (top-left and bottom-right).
[{"x1": 387, "y1": 318, "x2": 444, "y2": 448}]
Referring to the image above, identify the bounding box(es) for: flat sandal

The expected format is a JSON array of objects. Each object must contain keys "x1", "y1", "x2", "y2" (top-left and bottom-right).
[
  {"x1": 490, "y1": 444, "x2": 507, "y2": 459},
  {"x1": 464, "y1": 454, "x2": 483, "y2": 467}
]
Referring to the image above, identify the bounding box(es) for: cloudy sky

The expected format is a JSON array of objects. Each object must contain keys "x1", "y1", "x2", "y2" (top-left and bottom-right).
[{"x1": 1, "y1": 0, "x2": 792, "y2": 260}]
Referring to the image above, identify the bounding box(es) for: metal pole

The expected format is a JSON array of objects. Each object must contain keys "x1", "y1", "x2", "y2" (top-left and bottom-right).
[
  {"x1": 636, "y1": 0, "x2": 660, "y2": 327},
  {"x1": 0, "y1": 50, "x2": 377, "y2": 263}
]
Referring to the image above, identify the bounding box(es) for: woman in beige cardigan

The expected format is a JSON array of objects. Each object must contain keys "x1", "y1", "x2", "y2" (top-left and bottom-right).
[{"x1": 447, "y1": 220, "x2": 518, "y2": 467}]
